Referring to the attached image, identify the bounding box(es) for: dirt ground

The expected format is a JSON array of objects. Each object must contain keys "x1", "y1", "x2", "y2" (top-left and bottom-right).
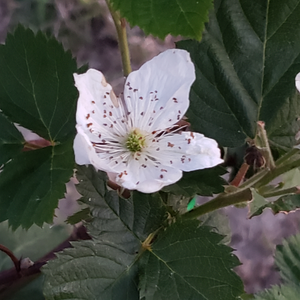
[{"x1": 1, "y1": 0, "x2": 300, "y2": 295}]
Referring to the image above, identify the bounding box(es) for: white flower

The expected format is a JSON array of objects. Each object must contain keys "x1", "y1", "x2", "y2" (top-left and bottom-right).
[
  {"x1": 296, "y1": 72, "x2": 300, "y2": 92},
  {"x1": 74, "y1": 49, "x2": 223, "y2": 193}
]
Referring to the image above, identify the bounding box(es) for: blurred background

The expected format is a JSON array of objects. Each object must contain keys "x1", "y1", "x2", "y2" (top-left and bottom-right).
[{"x1": 1, "y1": 0, "x2": 300, "y2": 295}]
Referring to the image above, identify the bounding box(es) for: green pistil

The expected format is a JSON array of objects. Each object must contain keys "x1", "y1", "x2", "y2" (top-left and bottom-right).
[{"x1": 126, "y1": 130, "x2": 146, "y2": 152}]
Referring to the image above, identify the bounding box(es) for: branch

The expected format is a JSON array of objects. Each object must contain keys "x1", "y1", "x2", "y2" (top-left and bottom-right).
[{"x1": 0, "y1": 225, "x2": 91, "y2": 295}]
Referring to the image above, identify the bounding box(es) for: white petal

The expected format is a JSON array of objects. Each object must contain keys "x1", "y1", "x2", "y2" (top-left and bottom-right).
[
  {"x1": 114, "y1": 157, "x2": 182, "y2": 193},
  {"x1": 74, "y1": 69, "x2": 127, "y2": 142},
  {"x1": 296, "y1": 72, "x2": 300, "y2": 92},
  {"x1": 123, "y1": 49, "x2": 195, "y2": 131},
  {"x1": 153, "y1": 132, "x2": 223, "y2": 171}
]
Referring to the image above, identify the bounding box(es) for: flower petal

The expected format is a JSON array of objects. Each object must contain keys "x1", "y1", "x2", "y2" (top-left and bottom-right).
[
  {"x1": 74, "y1": 69, "x2": 128, "y2": 143},
  {"x1": 114, "y1": 156, "x2": 182, "y2": 193},
  {"x1": 123, "y1": 49, "x2": 195, "y2": 131},
  {"x1": 151, "y1": 132, "x2": 223, "y2": 171},
  {"x1": 296, "y1": 72, "x2": 300, "y2": 92}
]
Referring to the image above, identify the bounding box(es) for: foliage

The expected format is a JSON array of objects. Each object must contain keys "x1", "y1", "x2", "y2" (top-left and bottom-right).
[
  {"x1": 1, "y1": 0, "x2": 300, "y2": 299},
  {"x1": 178, "y1": 0, "x2": 300, "y2": 150},
  {"x1": 0, "y1": 25, "x2": 78, "y2": 229},
  {"x1": 43, "y1": 166, "x2": 243, "y2": 300}
]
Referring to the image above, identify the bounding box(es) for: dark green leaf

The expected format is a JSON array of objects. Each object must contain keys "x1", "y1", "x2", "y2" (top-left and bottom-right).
[
  {"x1": 162, "y1": 166, "x2": 226, "y2": 197},
  {"x1": 178, "y1": 0, "x2": 300, "y2": 149},
  {"x1": 254, "y1": 284, "x2": 300, "y2": 300},
  {"x1": 0, "y1": 25, "x2": 78, "y2": 141},
  {"x1": 43, "y1": 165, "x2": 168, "y2": 300},
  {"x1": 76, "y1": 165, "x2": 168, "y2": 251},
  {"x1": 0, "y1": 112, "x2": 24, "y2": 165},
  {"x1": 275, "y1": 233, "x2": 300, "y2": 285},
  {"x1": 43, "y1": 240, "x2": 139, "y2": 300},
  {"x1": 66, "y1": 207, "x2": 91, "y2": 225},
  {"x1": 0, "y1": 26, "x2": 78, "y2": 228},
  {"x1": 0, "y1": 139, "x2": 75, "y2": 229},
  {"x1": 139, "y1": 219, "x2": 243, "y2": 300},
  {"x1": 110, "y1": 0, "x2": 213, "y2": 40}
]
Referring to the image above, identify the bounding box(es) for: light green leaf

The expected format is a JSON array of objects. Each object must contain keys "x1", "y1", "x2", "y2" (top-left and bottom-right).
[
  {"x1": 0, "y1": 26, "x2": 79, "y2": 228},
  {"x1": 248, "y1": 190, "x2": 300, "y2": 218},
  {"x1": 139, "y1": 219, "x2": 243, "y2": 300},
  {"x1": 275, "y1": 232, "x2": 300, "y2": 285},
  {"x1": 178, "y1": 0, "x2": 300, "y2": 149},
  {"x1": 0, "y1": 221, "x2": 70, "y2": 300},
  {"x1": 110, "y1": 0, "x2": 213, "y2": 40},
  {"x1": 254, "y1": 284, "x2": 300, "y2": 300},
  {"x1": 0, "y1": 221, "x2": 71, "y2": 271}
]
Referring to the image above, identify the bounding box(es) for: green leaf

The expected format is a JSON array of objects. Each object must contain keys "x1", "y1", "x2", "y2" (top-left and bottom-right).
[
  {"x1": 66, "y1": 207, "x2": 91, "y2": 225},
  {"x1": 44, "y1": 166, "x2": 243, "y2": 299},
  {"x1": 0, "y1": 26, "x2": 78, "y2": 228},
  {"x1": 139, "y1": 219, "x2": 243, "y2": 300},
  {"x1": 0, "y1": 221, "x2": 70, "y2": 300},
  {"x1": 162, "y1": 166, "x2": 226, "y2": 197},
  {"x1": 275, "y1": 232, "x2": 300, "y2": 285},
  {"x1": 178, "y1": 0, "x2": 300, "y2": 149},
  {"x1": 43, "y1": 240, "x2": 139, "y2": 300},
  {"x1": 0, "y1": 112, "x2": 24, "y2": 165},
  {"x1": 254, "y1": 284, "x2": 300, "y2": 300},
  {"x1": 0, "y1": 221, "x2": 71, "y2": 272},
  {"x1": 0, "y1": 25, "x2": 78, "y2": 142},
  {"x1": 248, "y1": 190, "x2": 300, "y2": 218},
  {"x1": 0, "y1": 139, "x2": 75, "y2": 229},
  {"x1": 76, "y1": 165, "x2": 168, "y2": 249},
  {"x1": 200, "y1": 210, "x2": 231, "y2": 244},
  {"x1": 110, "y1": 0, "x2": 213, "y2": 40},
  {"x1": 43, "y1": 165, "x2": 168, "y2": 299}
]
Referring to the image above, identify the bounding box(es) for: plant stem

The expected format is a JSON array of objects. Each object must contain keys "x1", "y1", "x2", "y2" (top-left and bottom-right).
[
  {"x1": 260, "y1": 186, "x2": 300, "y2": 198},
  {"x1": 254, "y1": 158, "x2": 300, "y2": 189},
  {"x1": 181, "y1": 188, "x2": 252, "y2": 221},
  {"x1": 105, "y1": 0, "x2": 132, "y2": 76},
  {"x1": 255, "y1": 121, "x2": 275, "y2": 169},
  {"x1": 275, "y1": 148, "x2": 300, "y2": 166}
]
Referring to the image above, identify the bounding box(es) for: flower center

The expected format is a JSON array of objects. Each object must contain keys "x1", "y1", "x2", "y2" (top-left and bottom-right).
[{"x1": 126, "y1": 130, "x2": 146, "y2": 152}]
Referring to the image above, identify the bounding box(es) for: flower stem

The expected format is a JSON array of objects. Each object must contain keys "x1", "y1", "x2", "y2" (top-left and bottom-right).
[
  {"x1": 181, "y1": 188, "x2": 252, "y2": 221},
  {"x1": 105, "y1": 0, "x2": 132, "y2": 76}
]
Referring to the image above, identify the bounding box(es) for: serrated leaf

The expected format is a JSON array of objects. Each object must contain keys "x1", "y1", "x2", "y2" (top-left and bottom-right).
[
  {"x1": 43, "y1": 165, "x2": 168, "y2": 299},
  {"x1": 66, "y1": 207, "x2": 91, "y2": 225},
  {"x1": 0, "y1": 26, "x2": 78, "y2": 228},
  {"x1": 248, "y1": 190, "x2": 300, "y2": 218},
  {"x1": 275, "y1": 232, "x2": 300, "y2": 285},
  {"x1": 0, "y1": 139, "x2": 75, "y2": 229},
  {"x1": 254, "y1": 284, "x2": 300, "y2": 300},
  {"x1": 162, "y1": 166, "x2": 226, "y2": 197},
  {"x1": 0, "y1": 112, "x2": 24, "y2": 165},
  {"x1": 76, "y1": 165, "x2": 168, "y2": 251},
  {"x1": 178, "y1": 0, "x2": 300, "y2": 150},
  {"x1": 0, "y1": 25, "x2": 78, "y2": 141},
  {"x1": 139, "y1": 219, "x2": 243, "y2": 300},
  {"x1": 110, "y1": 0, "x2": 213, "y2": 40},
  {"x1": 0, "y1": 221, "x2": 70, "y2": 271},
  {"x1": 44, "y1": 167, "x2": 242, "y2": 299},
  {"x1": 43, "y1": 240, "x2": 139, "y2": 300}
]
